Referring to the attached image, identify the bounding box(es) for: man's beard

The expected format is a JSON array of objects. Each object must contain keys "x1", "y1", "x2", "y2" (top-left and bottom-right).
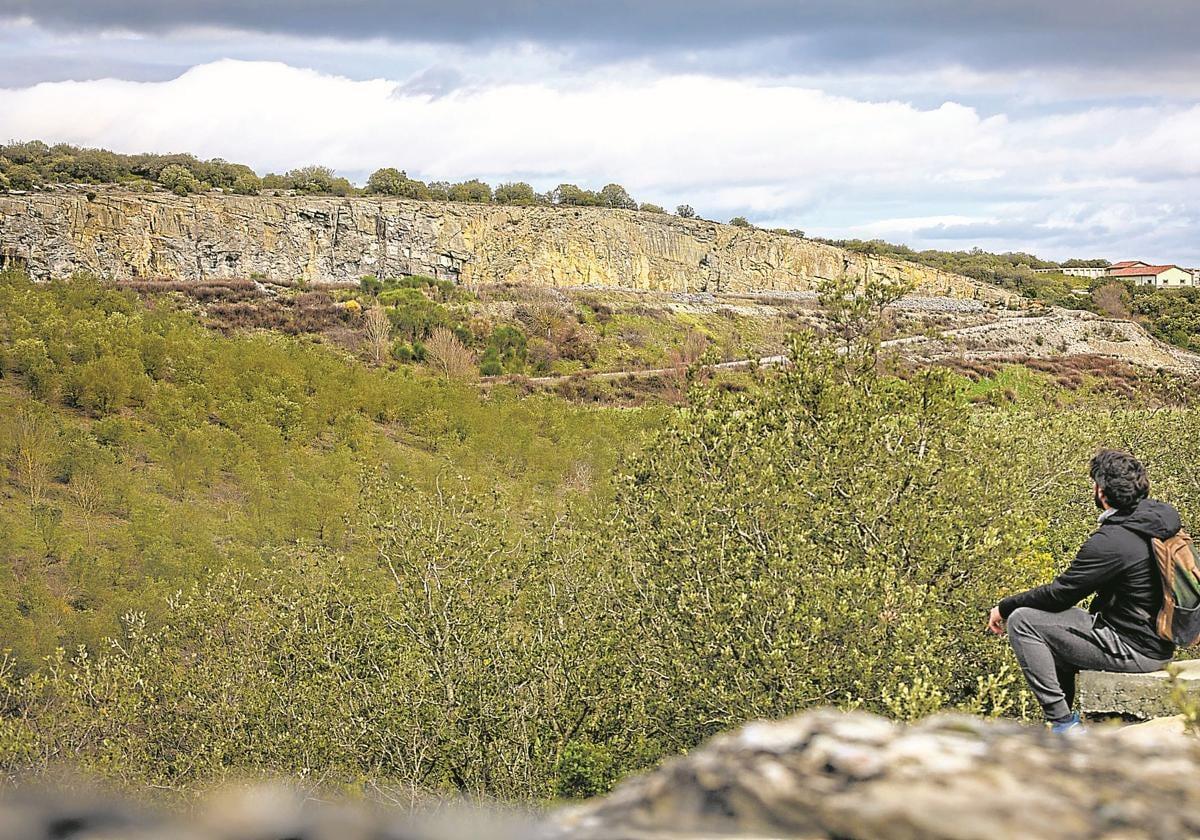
[{"x1": 1094, "y1": 488, "x2": 1106, "y2": 511}]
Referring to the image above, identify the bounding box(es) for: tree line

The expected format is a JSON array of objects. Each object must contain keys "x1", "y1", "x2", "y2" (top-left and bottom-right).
[{"x1": 0, "y1": 140, "x2": 711, "y2": 218}]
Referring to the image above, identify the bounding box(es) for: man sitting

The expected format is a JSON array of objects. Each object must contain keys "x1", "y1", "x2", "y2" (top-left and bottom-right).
[{"x1": 988, "y1": 449, "x2": 1178, "y2": 733}]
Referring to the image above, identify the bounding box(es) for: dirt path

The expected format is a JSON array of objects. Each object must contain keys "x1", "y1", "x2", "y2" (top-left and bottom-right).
[{"x1": 513, "y1": 306, "x2": 1200, "y2": 387}]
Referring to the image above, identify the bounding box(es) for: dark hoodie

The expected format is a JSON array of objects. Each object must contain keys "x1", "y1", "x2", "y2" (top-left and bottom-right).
[{"x1": 999, "y1": 498, "x2": 1180, "y2": 659}]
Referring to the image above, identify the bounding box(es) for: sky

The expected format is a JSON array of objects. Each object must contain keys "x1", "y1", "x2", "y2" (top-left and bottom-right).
[{"x1": 1, "y1": 1, "x2": 1198, "y2": 264}]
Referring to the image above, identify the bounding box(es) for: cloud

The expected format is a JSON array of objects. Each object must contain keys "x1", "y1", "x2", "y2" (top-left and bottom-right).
[
  {"x1": 392, "y1": 66, "x2": 466, "y2": 99},
  {"x1": 1, "y1": 59, "x2": 1197, "y2": 263},
  {"x1": 3, "y1": 0, "x2": 1198, "y2": 79}
]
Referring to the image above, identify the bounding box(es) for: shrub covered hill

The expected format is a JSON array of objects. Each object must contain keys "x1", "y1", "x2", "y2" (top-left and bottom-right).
[{"x1": 3, "y1": 263, "x2": 1200, "y2": 804}]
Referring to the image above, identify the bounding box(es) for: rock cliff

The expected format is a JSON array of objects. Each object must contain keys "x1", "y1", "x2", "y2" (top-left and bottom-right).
[{"x1": 0, "y1": 190, "x2": 1006, "y2": 300}]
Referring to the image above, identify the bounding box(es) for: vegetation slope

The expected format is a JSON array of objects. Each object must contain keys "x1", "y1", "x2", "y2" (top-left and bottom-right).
[{"x1": 3, "y1": 269, "x2": 1200, "y2": 803}]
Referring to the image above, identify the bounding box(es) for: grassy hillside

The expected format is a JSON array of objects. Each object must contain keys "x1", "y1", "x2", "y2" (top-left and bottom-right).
[
  {"x1": 4, "y1": 269, "x2": 1200, "y2": 802},
  {"x1": 0, "y1": 270, "x2": 652, "y2": 666}
]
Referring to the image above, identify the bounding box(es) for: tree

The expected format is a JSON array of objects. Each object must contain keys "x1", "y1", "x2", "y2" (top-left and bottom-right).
[
  {"x1": 285, "y1": 165, "x2": 355, "y2": 196},
  {"x1": 379, "y1": 288, "x2": 448, "y2": 341},
  {"x1": 552, "y1": 184, "x2": 599, "y2": 206},
  {"x1": 494, "y1": 182, "x2": 536, "y2": 205},
  {"x1": 231, "y1": 174, "x2": 261, "y2": 195},
  {"x1": 359, "y1": 275, "x2": 384, "y2": 297},
  {"x1": 1092, "y1": 281, "x2": 1131, "y2": 319},
  {"x1": 158, "y1": 164, "x2": 201, "y2": 196},
  {"x1": 425, "y1": 327, "x2": 476, "y2": 379},
  {"x1": 729, "y1": 216, "x2": 751, "y2": 228},
  {"x1": 666, "y1": 329, "x2": 709, "y2": 386},
  {"x1": 639, "y1": 203, "x2": 665, "y2": 214},
  {"x1": 366, "y1": 168, "x2": 429, "y2": 199},
  {"x1": 481, "y1": 325, "x2": 528, "y2": 375},
  {"x1": 72, "y1": 356, "x2": 136, "y2": 415},
  {"x1": 363, "y1": 304, "x2": 392, "y2": 367},
  {"x1": 68, "y1": 458, "x2": 110, "y2": 548},
  {"x1": 448, "y1": 179, "x2": 493, "y2": 203},
  {"x1": 675, "y1": 204, "x2": 696, "y2": 218},
  {"x1": 10, "y1": 404, "x2": 58, "y2": 508},
  {"x1": 598, "y1": 183, "x2": 636, "y2": 210}
]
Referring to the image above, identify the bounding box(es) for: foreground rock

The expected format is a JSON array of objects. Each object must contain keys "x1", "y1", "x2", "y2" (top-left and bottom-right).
[
  {"x1": 550, "y1": 710, "x2": 1200, "y2": 840},
  {"x1": 0, "y1": 190, "x2": 1007, "y2": 301},
  {"x1": 5, "y1": 709, "x2": 1200, "y2": 839}
]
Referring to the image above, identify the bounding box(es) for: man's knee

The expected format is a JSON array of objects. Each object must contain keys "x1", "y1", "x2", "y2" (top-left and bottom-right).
[{"x1": 1007, "y1": 606, "x2": 1037, "y2": 634}]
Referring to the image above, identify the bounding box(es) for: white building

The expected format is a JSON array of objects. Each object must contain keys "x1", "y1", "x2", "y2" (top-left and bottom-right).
[
  {"x1": 1030, "y1": 266, "x2": 1109, "y2": 278},
  {"x1": 1106, "y1": 263, "x2": 1195, "y2": 288}
]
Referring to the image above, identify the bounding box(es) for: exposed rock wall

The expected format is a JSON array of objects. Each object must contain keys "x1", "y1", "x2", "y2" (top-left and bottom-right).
[{"x1": 0, "y1": 190, "x2": 1007, "y2": 300}]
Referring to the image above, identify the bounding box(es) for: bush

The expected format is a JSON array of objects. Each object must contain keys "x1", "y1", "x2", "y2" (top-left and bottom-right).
[
  {"x1": 157, "y1": 164, "x2": 202, "y2": 196},
  {"x1": 552, "y1": 184, "x2": 600, "y2": 206},
  {"x1": 599, "y1": 184, "x2": 636, "y2": 210},
  {"x1": 231, "y1": 173, "x2": 261, "y2": 195},
  {"x1": 380, "y1": 287, "x2": 450, "y2": 341},
  {"x1": 425, "y1": 326, "x2": 476, "y2": 380},
  {"x1": 494, "y1": 181, "x2": 537, "y2": 205},
  {"x1": 365, "y1": 167, "x2": 429, "y2": 199},
  {"x1": 556, "y1": 740, "x2": 618, "y2": 799},
  {"x1": 448, "y1": 179, "x2": 493, "y2": 203}
]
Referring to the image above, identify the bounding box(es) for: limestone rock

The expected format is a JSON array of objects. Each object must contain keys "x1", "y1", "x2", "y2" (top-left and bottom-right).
[
  {"x1": 1078, "y1": 660, "x2": 1200, "y2": 720},
  {"x1": 0, "y1": 190, "x2": 1008, "y2": 301},
  {"x1": 549, "y1": 709, "x2": 1200, "y2": 839},
  {"x1": 887, "y1": 309, "x2": 1200, "y2": 373}
]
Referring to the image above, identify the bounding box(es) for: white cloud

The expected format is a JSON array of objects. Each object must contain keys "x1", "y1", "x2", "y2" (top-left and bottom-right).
[{"x1": 1, "y1": 58, "x2": 1198, "y2": 263}]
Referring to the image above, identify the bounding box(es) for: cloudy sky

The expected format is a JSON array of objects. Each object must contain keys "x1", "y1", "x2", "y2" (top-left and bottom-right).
[{"x1": 1, "y1": 1, "x2": 1198, "y2": 263}]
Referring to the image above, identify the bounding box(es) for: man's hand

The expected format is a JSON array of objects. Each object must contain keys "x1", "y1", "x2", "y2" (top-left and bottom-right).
[{"x1": 987, "y1": 606, "x2": 1006, "y2": 636}]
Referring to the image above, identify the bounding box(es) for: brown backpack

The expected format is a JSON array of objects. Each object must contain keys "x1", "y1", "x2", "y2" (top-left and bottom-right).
[{"x1": 1152, "y1": 530, "x2": 1200, "y2": 646}]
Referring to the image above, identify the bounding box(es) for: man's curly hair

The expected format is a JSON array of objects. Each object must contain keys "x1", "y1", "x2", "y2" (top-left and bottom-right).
[{"x1": 1089, "y1": 449, "x2": 1150, "y2": 511}]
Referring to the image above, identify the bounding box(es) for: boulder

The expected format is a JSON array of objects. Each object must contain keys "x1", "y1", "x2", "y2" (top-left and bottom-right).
[{"x1": 550, "y1": 709, "x2": 1200, "y2": 840}]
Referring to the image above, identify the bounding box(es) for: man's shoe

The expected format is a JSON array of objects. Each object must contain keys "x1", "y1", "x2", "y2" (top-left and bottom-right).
[{"x1": 1049, "y1": 712, "x2": 1086, "y2": 735}]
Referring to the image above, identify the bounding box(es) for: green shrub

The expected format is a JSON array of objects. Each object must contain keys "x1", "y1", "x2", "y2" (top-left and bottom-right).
[{"x1": 555, "y1": 740, "x2": 618, "y2": 799}]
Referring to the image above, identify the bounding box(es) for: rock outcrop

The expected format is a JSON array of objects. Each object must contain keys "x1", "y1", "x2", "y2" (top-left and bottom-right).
[
  {"x1": 0, "y1": 190, "x2": 1007, "y2": 300},
  {"x1": 5, "y1": 709, "x2": 1200, "y2": 839},
  {"x1": 887, "y1": 308, "x2": 1200, "y2": 373},
  {"x1": 551, "y1": 709, "x2": 1200, "y2": 839}
]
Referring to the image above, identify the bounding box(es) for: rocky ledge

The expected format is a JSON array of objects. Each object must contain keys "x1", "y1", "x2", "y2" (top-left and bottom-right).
[
  {"x1": 551, "y1": 709, "x2": 1200, "y2": 839},
  {"x1": 0, "y1": 190, "x2": 1008, "y2": 301},
  {"x1": 4, "y1": 709, "x2": 1199, "y2": 840}
]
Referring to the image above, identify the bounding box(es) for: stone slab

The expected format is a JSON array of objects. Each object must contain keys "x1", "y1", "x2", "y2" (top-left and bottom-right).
[{"x1": 1078, "y1": 659, "x2": 1200, "y2": 719}]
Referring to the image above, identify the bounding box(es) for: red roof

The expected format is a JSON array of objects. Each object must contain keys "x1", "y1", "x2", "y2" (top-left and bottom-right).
[
  {"x1": 1107, "y1": 264, "x2": 1180, "y2": 277},
  {"x1": 1109, "y1": 260, "x2": 1149, "y2": 269}
]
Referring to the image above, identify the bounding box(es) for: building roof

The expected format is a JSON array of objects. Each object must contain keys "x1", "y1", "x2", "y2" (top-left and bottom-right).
[
  {"x1": 1107, "y1": 264, "x2": 1182, "y2": 277},
  {"x1": 1110, "y1": 260, "x2": 1150, "y2": 269}
]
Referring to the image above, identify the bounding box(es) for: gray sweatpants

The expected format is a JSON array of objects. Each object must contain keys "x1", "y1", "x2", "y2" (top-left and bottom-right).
[{"x1": 1006, "y1": 606, "x2": 1171, "y2": 720}]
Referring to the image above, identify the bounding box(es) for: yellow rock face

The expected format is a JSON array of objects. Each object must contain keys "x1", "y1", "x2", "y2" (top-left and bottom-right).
[{"x1": 0, "y1": 190, "x2": 1007, "y2": 301}]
